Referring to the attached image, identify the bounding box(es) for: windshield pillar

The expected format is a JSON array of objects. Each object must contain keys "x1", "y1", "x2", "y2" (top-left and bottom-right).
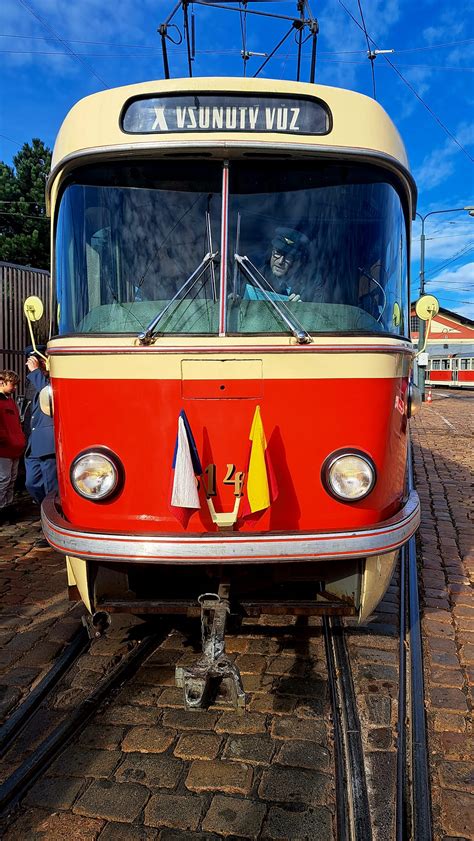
[{"x1": 218, "y1": 160, "x2": 230, "y2": 336}]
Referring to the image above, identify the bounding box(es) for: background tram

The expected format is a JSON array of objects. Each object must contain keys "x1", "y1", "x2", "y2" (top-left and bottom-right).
[
  {"x1": 29, "y1": 76, "x2": 427, "y2": 631},
  {"x1": 425, "y1": 354, "x2": 474, "y2": 389}
]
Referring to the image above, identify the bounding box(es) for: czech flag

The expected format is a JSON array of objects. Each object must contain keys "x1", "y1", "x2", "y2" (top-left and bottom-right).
[
  {"x1": 170, "y1": 410, "x2": 202, "y2": 526},
  {"x1": 242, "y1": 406, "x2": 278, "y2": 516}
]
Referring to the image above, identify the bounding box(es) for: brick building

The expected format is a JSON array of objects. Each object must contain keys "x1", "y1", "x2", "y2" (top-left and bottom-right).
[{"x1": 410, "y1": 304, "x2": 474, "y2": 358}]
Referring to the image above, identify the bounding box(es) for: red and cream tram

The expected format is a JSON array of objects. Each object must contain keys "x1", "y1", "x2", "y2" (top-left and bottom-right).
[
  {"x1": 28, "y1": 77, "x2": 428, "y2": 646},
  {"x1": 426, "y1": 354, "x2": 474, "y2": 389}
]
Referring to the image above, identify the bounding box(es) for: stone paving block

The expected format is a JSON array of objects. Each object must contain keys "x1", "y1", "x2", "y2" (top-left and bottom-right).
[
  {"x1": 40, "y1": 812, "x2": 107, "y2": 840},
  {"x1": 185, "y1": 759, "x2": 253, "y2": 795},
  {"x1": 258, "y1": 766, "x2": 329, "y2": 805},
  {"x1": 162, "y1": 709, "x2": 219, "y2": 731},
  {"x1": 122, "y1": 726, "x2": 176, "y2": 754},
  {"x1": 74, "y1": 779, "x2": 150, "y2": 823},
  {"x1": 159, "y1": 832, "x2": 220, "y2": 841},
  {"x1": 100, "y1": 704, "x2": 161, "y2": 725},
  {"x1": 78, "y1": 724, "x2": 126, "y2": 750},
  {"x1": 23, "y1": 775, "x2": 84, "y2": 810},
  {"x1": 216, "y1": 712, "x2": 267, "y2": 735},
  {"x1": 438, "y1": 761, "x2": 474, "y2": 790},
  {"x1": 117, "y1": 684, "x2": 164, "y2": 706},
  {"x1": 116, "y1": 753, "x2": 183, "y2": 788},
  {"x1": 174, "y1": 732, "x2": 222, "y2": 760},
  {"x1": 270, "y1": 716, "x2": 327, "y2": 742},
  {"x1": 235, "y1": 654, "x2": 268, "y2": 673},
  {"x1": 248, "y1": 694, "x2": 296, "y2": 715},
  {"x1": 265, "y1": 654, "x2": 309, "y2": 676},
  {"x1": 48, "y1": 747, "x2": 122, "y2": 778},
  {"x1": 98, "y1": 823, "x2": 157, "y2": 840},
  {"x1": 138, "y1": 665, "x2": 177, "y2": 686},
  {"x1": 275, "y1": 739, "x2": 330, "y2": 770},
  {"x1": 223, "y1": 734, "x2": 275, "y2": 765},
  {"x1": 145, "y1": 792, "x2": 204, "y2": 830},
  {"x1": 2, "y1": 808, "x2": 105, "y2": 841},
  {"x1": 263, "y1": 804, "x2": 334, "y2": 840},
  {"x1": 431, "y1": 687, "x2": 468, "y2": 712},
  {"x1": 202, "y1": 794, "x2": 267, "y2": 838},
  {"x1": 0, "y1": 685, "x2": 21, "y2": 718},
  {"x1": 439, "y1": 789, "x2": 474, "y2": 837},
  {"x1": 367, "y1": 727, "x2": 394, "y2": 750}
]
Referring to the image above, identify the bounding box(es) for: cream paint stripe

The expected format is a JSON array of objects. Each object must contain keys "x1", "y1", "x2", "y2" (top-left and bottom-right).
[
  {"x1": 50, "y1": 352, "x2": 410, "y2": 380},
  {"x1": 48, "y1": 335, "x2": 413, "y2": 350}
]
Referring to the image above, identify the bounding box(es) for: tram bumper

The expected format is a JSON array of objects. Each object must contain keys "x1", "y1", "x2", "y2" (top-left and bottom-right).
[{"x1": 41, "y1": 490, "x2": 419, "y2": 565}]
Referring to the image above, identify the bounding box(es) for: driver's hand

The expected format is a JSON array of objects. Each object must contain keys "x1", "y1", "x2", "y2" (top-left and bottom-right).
[{"x1": 288, "y1": 293, "x2": 301, "y2": 302}]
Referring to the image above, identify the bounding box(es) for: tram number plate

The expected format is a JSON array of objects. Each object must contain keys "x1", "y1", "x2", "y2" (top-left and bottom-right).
[
  {"x1": 122, "y1": 94, "x2": 330, "y2": 136},
  {"x1": 203, "y1": 463, "x2": 245, "y2": 497}
]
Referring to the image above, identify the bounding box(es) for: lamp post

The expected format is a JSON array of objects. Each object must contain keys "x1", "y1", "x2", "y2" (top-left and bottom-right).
[{"x1": 415, "y1": 206, "x2": 474, "y2": 399}]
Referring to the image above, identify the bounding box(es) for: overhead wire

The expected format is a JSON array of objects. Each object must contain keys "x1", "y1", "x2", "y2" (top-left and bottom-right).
[
  {"x1": 355, "y1": 0, "x2": 376, "y2": 98},
  {"x1": 14, "y1": 0, "x2": 109, "y2": 88},
  {"x1": 339, "y1": 0, "x2": 474, "y2": 164},
  {"x1": 1, "y1": 31, "x2": 473, "y2": 54}
]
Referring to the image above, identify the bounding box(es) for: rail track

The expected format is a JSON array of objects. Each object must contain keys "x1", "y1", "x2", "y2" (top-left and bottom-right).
[{"x1": 0, "y1": 481, "x2": 432, "y2": 839}]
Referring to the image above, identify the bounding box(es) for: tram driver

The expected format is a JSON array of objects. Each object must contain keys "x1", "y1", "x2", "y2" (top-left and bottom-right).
[{"x1": 244, "y1": 227, "x2": 310, "y2": 302}]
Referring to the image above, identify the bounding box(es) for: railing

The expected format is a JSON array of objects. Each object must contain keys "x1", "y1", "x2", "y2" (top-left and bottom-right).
[{"x1": 0, "y1": 262, "x2": 51, "y2": 395}]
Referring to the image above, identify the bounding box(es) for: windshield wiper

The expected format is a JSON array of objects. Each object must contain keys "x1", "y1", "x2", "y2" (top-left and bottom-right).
[
  {"x1": 137, "y1": 251, "x2": 218, "y2": 344},
  {"x1": 234, "y1": 254, "x2": 312, "y2": 344}
]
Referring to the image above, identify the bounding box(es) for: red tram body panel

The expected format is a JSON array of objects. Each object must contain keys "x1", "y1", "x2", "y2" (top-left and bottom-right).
[{"x1": 37, "y1": 76, "x2": 421, "y2": 622}]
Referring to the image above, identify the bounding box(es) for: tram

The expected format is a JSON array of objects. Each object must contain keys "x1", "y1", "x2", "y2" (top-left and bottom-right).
[
  {"x1": 425, "y1": 354, "x2": 474, "y2": 389},
  {"x1": 27, "y1": 76, "x2": 429, "y2": 656}
]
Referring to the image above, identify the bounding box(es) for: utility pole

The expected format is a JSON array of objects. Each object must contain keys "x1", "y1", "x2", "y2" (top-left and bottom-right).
[{"x1": 415, "y1": 206, "x2": 474, "y2": 400}]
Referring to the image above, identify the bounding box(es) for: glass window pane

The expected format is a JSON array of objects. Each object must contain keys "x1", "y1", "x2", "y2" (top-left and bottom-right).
[
  {"x1": 227, "y1": 161, "x2": 409, "y2": 336},
  {"x1": 55, "y1": 162, "x2": 222, "y2": 334}
]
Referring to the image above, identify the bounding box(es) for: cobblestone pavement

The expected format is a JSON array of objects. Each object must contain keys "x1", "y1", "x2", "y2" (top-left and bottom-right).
[
  {"x1": 0, "y1": 390, "x2": 471, "y2": 840},
  {"x1": 411, "y1": 390, "x2": 473, "y2": 841}
]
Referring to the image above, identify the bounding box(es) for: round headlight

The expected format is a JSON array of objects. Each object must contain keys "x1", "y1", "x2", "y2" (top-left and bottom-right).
[
  {"x1": 70, "y1": 451, "x2": 120, "y2": 501},
  {"x1": 324, "y1": 452, "x2": 376, "y2": 501}
]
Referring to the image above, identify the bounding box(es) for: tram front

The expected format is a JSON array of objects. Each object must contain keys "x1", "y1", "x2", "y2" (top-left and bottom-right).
[{"x1": 41, "y1": 78, "x2": 420, "y2": 624}]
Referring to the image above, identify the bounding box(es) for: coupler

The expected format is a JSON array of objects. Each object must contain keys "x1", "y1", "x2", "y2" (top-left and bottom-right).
[{"x1": 175, "y1": 585, "x2": 246, "y2": 712}]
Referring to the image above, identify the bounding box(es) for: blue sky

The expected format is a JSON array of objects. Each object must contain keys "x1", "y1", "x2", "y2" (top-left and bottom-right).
[{"x1": 1, "y1": 0, "x2": 473, "y2": 317}]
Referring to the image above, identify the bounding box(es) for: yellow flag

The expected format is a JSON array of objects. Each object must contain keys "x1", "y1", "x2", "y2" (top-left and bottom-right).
[{"x1": 246, "y1": 406, "x2": 270, "y2": 513}]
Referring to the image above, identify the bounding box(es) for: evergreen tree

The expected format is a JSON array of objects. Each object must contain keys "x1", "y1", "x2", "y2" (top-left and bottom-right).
[{"x1": 0, "y1": 139, "x2": 51, "y2": 269}]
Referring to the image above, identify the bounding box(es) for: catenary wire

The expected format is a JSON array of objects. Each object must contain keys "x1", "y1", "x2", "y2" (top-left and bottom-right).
[
  {"x1": 338, "y1": 0, "x2": 474, "y2": 164},
  {"x1": 14, "y1": 0, "x2": 109, "y2": 88}
]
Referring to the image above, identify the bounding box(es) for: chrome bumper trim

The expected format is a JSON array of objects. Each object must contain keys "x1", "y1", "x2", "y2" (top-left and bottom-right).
[{"x1": 41, "y1": 491, "x2": 420, "y2": 565}]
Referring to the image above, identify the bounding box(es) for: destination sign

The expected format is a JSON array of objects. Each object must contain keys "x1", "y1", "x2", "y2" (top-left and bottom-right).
[{"x1": 122, "y1": 94, "x2": 330, "y2": 136}]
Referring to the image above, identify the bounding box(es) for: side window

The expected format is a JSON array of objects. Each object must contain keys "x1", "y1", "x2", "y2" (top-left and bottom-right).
[
  {"x1": 441, "y1": 359, "x2": 450, "y2": 370},
  {"x1": 431, "y1": 359, "x2": 440, "y2": 370}
]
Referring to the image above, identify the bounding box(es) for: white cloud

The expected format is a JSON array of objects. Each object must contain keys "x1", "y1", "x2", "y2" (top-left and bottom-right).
[
  {"x1": 414, "y1": 121, "x2": 474, "y2": 192},
  {"x1": 412, "y1": 214, "x2": 474, "y2": 262},
  {"x1": 424, "y1": 261, "x2": 474, "y2": 319}
]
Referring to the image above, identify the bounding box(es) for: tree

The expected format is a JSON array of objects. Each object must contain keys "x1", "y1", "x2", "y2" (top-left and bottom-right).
[{"x1": 0, "y1": 139, "x2": 51, "y2": 269}]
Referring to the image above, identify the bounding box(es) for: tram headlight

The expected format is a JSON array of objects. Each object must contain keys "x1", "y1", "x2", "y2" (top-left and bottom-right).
[
  {"x1": 323, "y1": 451, "x2": 376, "y2": 502},
  {"x1": 70, "y1": 449, "x2": 122, "y2": 501}
]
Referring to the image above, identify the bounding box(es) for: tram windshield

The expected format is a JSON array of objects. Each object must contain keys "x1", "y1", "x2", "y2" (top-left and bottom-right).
[{"x1": 55, "y1": 159, "x2": 408, "y2": 337}]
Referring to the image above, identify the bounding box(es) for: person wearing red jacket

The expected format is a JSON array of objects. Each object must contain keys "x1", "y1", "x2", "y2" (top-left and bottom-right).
[{"x1": 0, "y1": 370, "x2": 26, "y2": 523}]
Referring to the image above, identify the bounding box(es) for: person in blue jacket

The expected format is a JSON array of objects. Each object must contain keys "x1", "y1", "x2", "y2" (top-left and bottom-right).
[{"x1": 24, "y1": 348, "x2": 57, "y2": 505}]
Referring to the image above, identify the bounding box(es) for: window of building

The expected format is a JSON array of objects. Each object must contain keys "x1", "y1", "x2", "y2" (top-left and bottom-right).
[{"x1": 410, "y1": 315, "x2": 419, "y2": 333}]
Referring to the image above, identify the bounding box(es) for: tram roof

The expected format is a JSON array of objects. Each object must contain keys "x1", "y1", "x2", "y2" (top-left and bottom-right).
[{"x1": 48, "y1": 76, "x2": 415, "y2": 211}]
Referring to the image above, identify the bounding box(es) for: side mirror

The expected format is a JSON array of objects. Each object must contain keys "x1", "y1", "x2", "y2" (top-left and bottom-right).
[
  {"x1": 39, "y1": 385, "x2": 54, "y2": 417},
  {"x1": 415, "y1": 294, "x2": 439, "y2": 321},
  {"x1": 23, "y1": 295, "x2": 48, "y2": 364},
  {"x1": 23, "y1": 295, "x2": 44, "y2": 323}
]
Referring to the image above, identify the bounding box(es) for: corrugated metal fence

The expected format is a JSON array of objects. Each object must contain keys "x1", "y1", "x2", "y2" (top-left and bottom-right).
[{"x1": 0, "y1": 262, "x2": 51, "y2": 395}]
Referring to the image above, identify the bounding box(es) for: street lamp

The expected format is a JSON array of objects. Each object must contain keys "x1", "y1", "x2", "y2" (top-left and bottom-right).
[{"x1": 415, "y1": 206, "x2": 474, "y2": 398}]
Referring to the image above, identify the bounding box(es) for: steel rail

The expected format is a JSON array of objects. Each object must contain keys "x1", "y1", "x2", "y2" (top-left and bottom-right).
[
  {"x1": 0, "y1": 623, "x2": 90, "y2": 759},
  {"x1": 396, "y1": 543, "x2": 408, "y2": 841},
  {"x1": 407, "y1": 530, "x2": 433, "y2": 840},
  {"x1": 0, "y1": 628, "x2": 167, "y2": 816},
  {"x1": 395, "y1": 445, "x2": 433, "y2": 840},
  {"x1": 323, "y1": 615, "x2": 372, "y2": 841}
]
